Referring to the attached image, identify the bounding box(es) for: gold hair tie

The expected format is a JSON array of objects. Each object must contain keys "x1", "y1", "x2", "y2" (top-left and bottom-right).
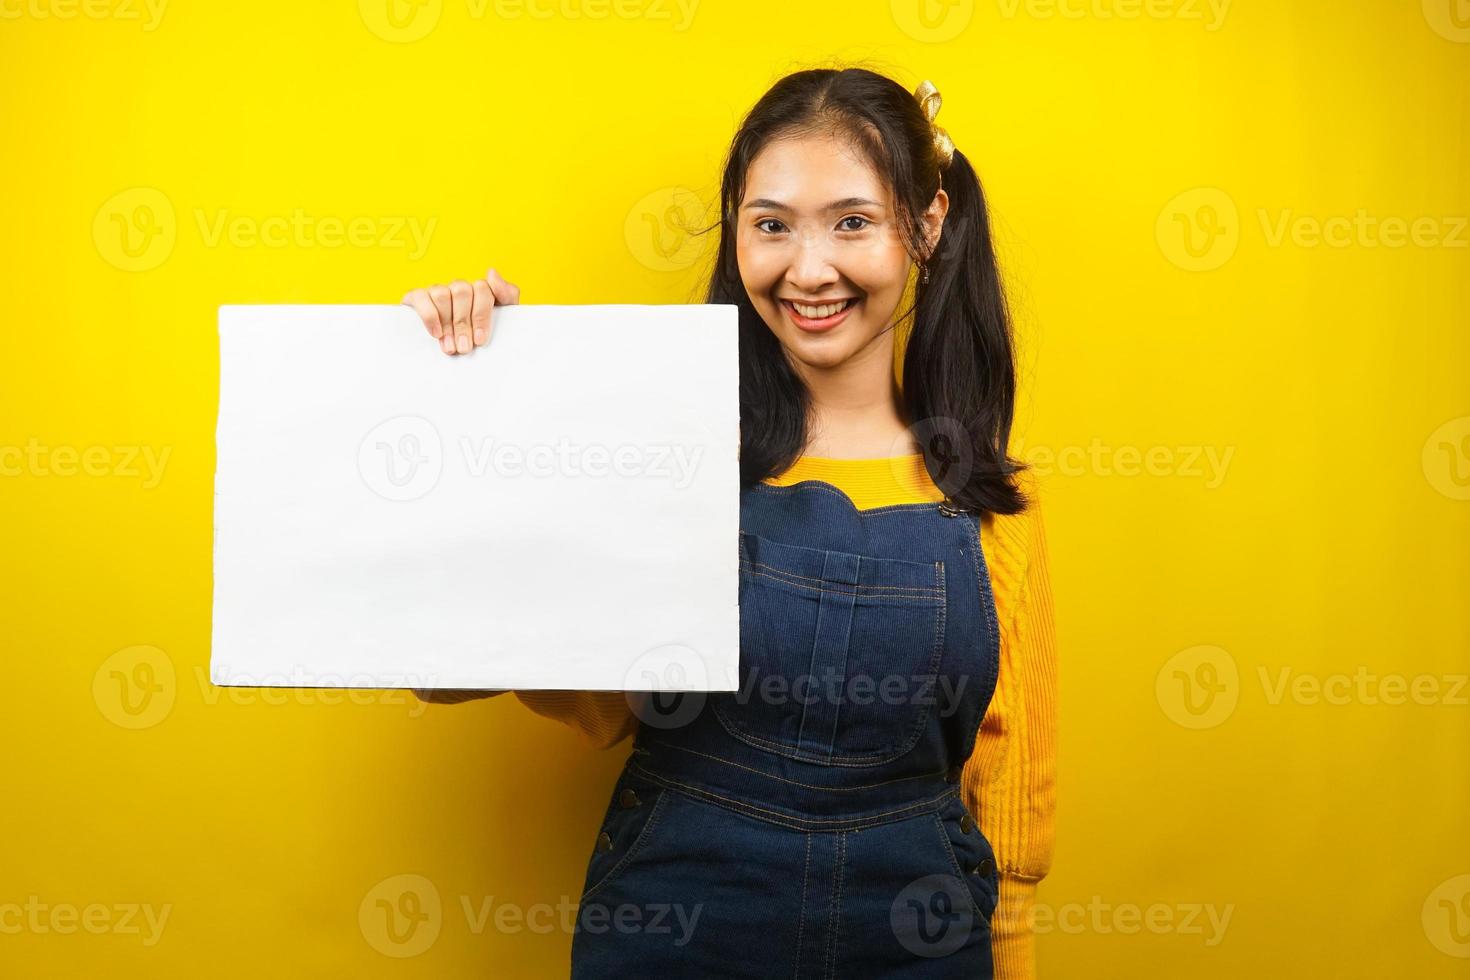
[{"x1": 913, "y1": 79, "x2": 955, "y2": 169}]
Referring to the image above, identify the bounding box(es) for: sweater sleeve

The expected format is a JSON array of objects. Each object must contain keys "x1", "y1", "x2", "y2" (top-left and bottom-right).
[
  {"x1": 961, "y1": 486, "x2": 1059, "y2": 980},
  {"x1": 512, "y1": 691, "x2": 641, "y2": 750},
  {"x1": 412, "y1": 689, "x2": 639, "y2": 751}
]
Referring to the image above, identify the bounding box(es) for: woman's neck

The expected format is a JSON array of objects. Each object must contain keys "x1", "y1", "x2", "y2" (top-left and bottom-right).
[{"x1": 790, "y1": 329, "x2": 918, "y2": 459}]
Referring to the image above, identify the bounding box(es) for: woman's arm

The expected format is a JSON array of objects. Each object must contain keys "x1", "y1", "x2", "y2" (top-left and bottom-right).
[
  {"x1": 411, "y1": 689, "x2": 509, "y2": 704},
  {"x1": 410, "y1": 688, "x2": 639, "y2": 750},
  {"x1": 965, "y1": 487, "x2": 1059, "y2": 980}
]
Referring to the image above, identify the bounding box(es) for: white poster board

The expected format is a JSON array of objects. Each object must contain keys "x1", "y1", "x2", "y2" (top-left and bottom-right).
[{"x1": 210, "y1": 304, "x2": 740, "y2": 692}]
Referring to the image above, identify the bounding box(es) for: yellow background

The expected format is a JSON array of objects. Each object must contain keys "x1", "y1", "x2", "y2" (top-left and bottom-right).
[{"x1": 2, "y1": 0, "x2": 1468, "y2": 976}]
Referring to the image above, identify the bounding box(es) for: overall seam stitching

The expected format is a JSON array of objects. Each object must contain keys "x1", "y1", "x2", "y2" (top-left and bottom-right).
[{"x1": 793, "y1": 831, "x2": 811, "y2": 980}]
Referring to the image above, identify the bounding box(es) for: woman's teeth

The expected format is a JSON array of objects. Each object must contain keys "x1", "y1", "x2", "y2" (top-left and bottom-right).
[{"x1": 791, "y1": 300, "x2": 852, "y2": 318}]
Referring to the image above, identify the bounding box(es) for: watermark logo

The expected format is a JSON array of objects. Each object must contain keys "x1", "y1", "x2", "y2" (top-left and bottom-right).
[
  {"x1": 361, "y1": 0, "x2": 698, "y2": 41},
  {"x1": 94, "y1": 188, "x2": 437, "y2": 270},
  {"x1": 625, "y1": 186, "x2": 707, "y2": 272},
  {"x1": 891, "y1": 873, "x2": 976, "y2": 957},
  {"x1": 1024, "y1": 894, "x2": 1234, "y2": 944},
  {"x1": 0, "y1": 0, "x2": 168, "y2": 29},
  {"x1": 894, "y1": 417, "x2": 976, "y2": 498},
  {"x1": 995, "y1": 0, "x2": 1230, "y2": 30},
  {"x1": 93, "y1": 645, "x2": 176, "y2": 730},
  {"x1": 1157, "y1": 187, "x2": 1239, "y2": 271},
  {"x1": 890, "y1": 0, "x2": 974, "y2": 42},
  {"x1": 1422, "y1": 0, "x2": 1470, "y2": 42},
  {"x1": 1015, "y1": 436, "x2": 1234, "y2": 488},
  {"x1": 0, "y1": 897, "x2": 172, "y2": 945},
  {"x1": 1156, "y1": 644, "x2": 1238, "y2": 729},
  {"x1": 358, "y1": 416, "x2": 444, "y2": 502},
  {"x1": 1258, "y1": 665, "x2": 1468, "y2": 707},
  {"x1": 1423, "y1": 416, "x2": 1470, "y2": 500},
  {"x1": 357, "y1": 418, "x2": 705, "y2": 501},
  {"x1": 1423, "y1": 874, "x2": 1470, "y2": 957},
  {"x1": 0, "y1": 439, "x2": 171, "y2": 487},
  {"x1": 93, "y1": 187, "x2": 176, "y2": 272},
  {"x1": 360, "y1": 874, "x2": 442, "y2": 957},
  {"x1": 204, "y1": 666, "x2": 435, "y2": 717},
  {"x1": 359, "y1": 0, "x2": 443, "y2": 41},
  {"x1": 623, "y1": 643, "x2": 714, "y2": 730}
]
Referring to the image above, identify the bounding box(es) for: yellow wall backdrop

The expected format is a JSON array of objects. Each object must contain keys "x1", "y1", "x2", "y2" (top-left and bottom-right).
[{"x1": 2, "y1": 1, "x2": 1467, "y2": 976}]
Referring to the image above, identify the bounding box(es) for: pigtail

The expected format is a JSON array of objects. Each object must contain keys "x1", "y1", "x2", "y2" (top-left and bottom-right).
[{"x1": 903, "y1": 147, "x2": 1030, "y2": 516}]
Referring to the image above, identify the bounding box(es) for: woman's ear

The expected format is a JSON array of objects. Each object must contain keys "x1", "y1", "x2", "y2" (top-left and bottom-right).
[{"x1": 922, "y1": 188, "x2": 950, "y2": 260}]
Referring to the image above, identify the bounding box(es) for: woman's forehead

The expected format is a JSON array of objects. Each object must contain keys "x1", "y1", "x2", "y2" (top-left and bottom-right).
[{"x1": 743, "y1": 134, "x2": 889, "y2": 211}]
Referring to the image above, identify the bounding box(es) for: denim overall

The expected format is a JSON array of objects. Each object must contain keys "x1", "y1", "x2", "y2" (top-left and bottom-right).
[{"x1": 571, "y1": 479, "x2": 1002, "y2": 978}]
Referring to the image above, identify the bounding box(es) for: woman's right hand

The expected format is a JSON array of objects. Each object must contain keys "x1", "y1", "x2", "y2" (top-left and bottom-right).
[{"x1": 401, "y1": 268, "x2": 521, "y2": 356}]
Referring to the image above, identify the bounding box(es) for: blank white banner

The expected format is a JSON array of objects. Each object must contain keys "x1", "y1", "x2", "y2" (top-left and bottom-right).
[{"x1": 211, "y1": 303, "x2": 740, "y2": 692}]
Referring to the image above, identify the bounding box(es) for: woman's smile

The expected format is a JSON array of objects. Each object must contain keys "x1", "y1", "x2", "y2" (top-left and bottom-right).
[{"x1": 780, "y1": 296, "x2": 861, "y2": 332}]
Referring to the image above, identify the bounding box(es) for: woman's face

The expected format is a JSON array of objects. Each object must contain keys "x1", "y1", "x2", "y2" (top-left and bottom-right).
[{"x1": 736, "y1": 131, "x2": 947, "y2": 372}]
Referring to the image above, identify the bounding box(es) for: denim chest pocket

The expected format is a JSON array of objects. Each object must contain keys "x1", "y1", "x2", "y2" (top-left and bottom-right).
[{"x1": 715, "y1": 531, "x2": 948, "y2": 766}]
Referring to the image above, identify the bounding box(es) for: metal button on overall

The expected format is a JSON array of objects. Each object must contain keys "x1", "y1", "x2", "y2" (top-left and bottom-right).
[
  {"x1": 618, "y1": 788, "x2": 641, "y2": 809},
  {"x1": 972, "y1": 857, "x2": 994, "y2": 877},
  {"x1": 594, "y1": 831, "x2": 613, "y2": 853},
  {"x1": 960, "y1": 813, "x2": 975, "y2": 834}
]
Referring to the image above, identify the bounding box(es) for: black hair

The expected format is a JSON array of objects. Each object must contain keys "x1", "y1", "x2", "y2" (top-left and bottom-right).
[{"x1": 699, "y1": 66, "x2": 1030, "y2": 516}]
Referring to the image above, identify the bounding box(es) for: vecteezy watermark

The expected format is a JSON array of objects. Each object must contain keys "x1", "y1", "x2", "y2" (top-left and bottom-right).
[
  {"x1": 360, "y1": 874, "x2": 442, "y2": 958},
  {"x1": 623, "y1": 643, "x2": 721, "y2": 730},
  {"x1": 0, "y1": 897, "x2": 172, "y2": 946},
  {"x1": 203, "y1": 666, "x2": 435, "y2": 719},
  {"x1": 727, "y1": 666, "x2": 970, "y2": 717},
  {"x1": 1257, "y1": 665, "x2": 1470, "y2": 708},
  {"x1": 358, "y1": 874, "x2": 703, "y2": 957},
  {"x1": 92, "y1": 187, "x2": 436, "y2": 272},
  {"x1": 625, "y1": 186, "x2": 710, "y2": 273},
  {"x1": 0, "y1": 0, "x2": 167, "y2": 30},
  {"x1": 889, "y1": 0, "x2": 975, "y2": 43},
  {"x1": 1422, "y1": 0, "x2": 1470, "y2": 43},
  {"x1": 1423, "y1": 416, "x2": 1470, "y2": 501},
  {"x1": 1423, "y1": 874, "x2": 1470, "y2": 958},
  {"x1": 93, "y1": 645, "x2": 177, "y2": 730},
  {"x1": 358, "y1": 0, "x2": 699, "y2": 43},
  {"x1": 995, "y1": 0, "x2": 1230, "y2": 30},
  {"x1": 1158, "y1": 187, "x2": 1470, "y2": 271},
  {"x1": 193, "y1": 208, "x2": 434, "y2": 259},
  {"x1": 1019, "y1": 895, "x2": 1235, "y2": 945},
  {"x1": 575, "y1": 899, "x2": 703, "y2": 944},
  {"x1": 1256, "y1": 208, "x2": 1470, "y2": 250},
  {"x1": 92, "y1": 645, "x2": 437, "y2": 729},
  {"x1": 1156, "y1": 645, "x2": 1239, "y2": 729},
  {"x1": 357, "y1": 417, "x2": 705, "y2": 502},
  {"x1": 1014, "y1": 436, "x2": 1234, "y2": 489},
  {"x1": 0, "y1": 439, "x2": 171, "y2": 488},
  {"x1": 892, "y1": 874, "x2": 978, "y2": 958},
  {"x1": 1157, "y1": 644, "x2": 1470, "y2": 729}
]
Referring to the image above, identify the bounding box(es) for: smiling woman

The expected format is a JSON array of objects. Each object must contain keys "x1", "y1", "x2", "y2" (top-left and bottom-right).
[{"x1": 406, "y1": 66, "x2": 1056, "y2": 980}]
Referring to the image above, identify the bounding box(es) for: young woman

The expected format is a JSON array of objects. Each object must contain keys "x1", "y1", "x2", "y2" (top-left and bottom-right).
[{"x1": 408, "y1": 67, "x2": 1057, "y2": 979}]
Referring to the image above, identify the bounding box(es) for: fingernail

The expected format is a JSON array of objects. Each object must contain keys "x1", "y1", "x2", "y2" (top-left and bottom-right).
[
  {"x1": 474, "y1": 329, "x2": 486, "y2": 345},
  {"x1": 456, "y1": 335, "x2": 470, "y2": 353},
  {"x1": 441, "y1": 336, "x2": 453, "y2": 353}
]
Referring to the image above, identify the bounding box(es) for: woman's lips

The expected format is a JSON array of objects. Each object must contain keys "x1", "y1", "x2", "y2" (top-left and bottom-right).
[{"x1": 782, "y1": 298, "x2": 858, "y2": 332}]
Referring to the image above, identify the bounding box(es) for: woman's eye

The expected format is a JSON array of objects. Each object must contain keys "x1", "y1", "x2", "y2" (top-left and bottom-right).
[
  {"x1": 756, "y1": 219, "x2": 786, "y2": 234},
  {"x1": 838, "y1": 216, "x2": 871, "y2": 232}
]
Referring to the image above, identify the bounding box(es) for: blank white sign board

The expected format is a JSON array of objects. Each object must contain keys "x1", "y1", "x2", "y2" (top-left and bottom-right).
[{"x1": 211, "y1": 304, "x2": 740, "y2": 692}]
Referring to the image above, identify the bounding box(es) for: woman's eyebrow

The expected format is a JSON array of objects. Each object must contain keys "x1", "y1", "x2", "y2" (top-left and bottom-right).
[{"x1": 740, "y1": 197, "x2": 883, "y2": 212}]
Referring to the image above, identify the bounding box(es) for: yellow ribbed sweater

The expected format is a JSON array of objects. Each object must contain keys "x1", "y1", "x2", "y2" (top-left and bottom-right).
[{"x1": 422, "y1": 454, "x2": 1057, "y2": 979}]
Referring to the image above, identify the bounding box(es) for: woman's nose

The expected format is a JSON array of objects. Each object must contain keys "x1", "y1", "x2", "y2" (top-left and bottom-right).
[{"x1": 786, "y1": 235, "x2": 840, "y2": 289}]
